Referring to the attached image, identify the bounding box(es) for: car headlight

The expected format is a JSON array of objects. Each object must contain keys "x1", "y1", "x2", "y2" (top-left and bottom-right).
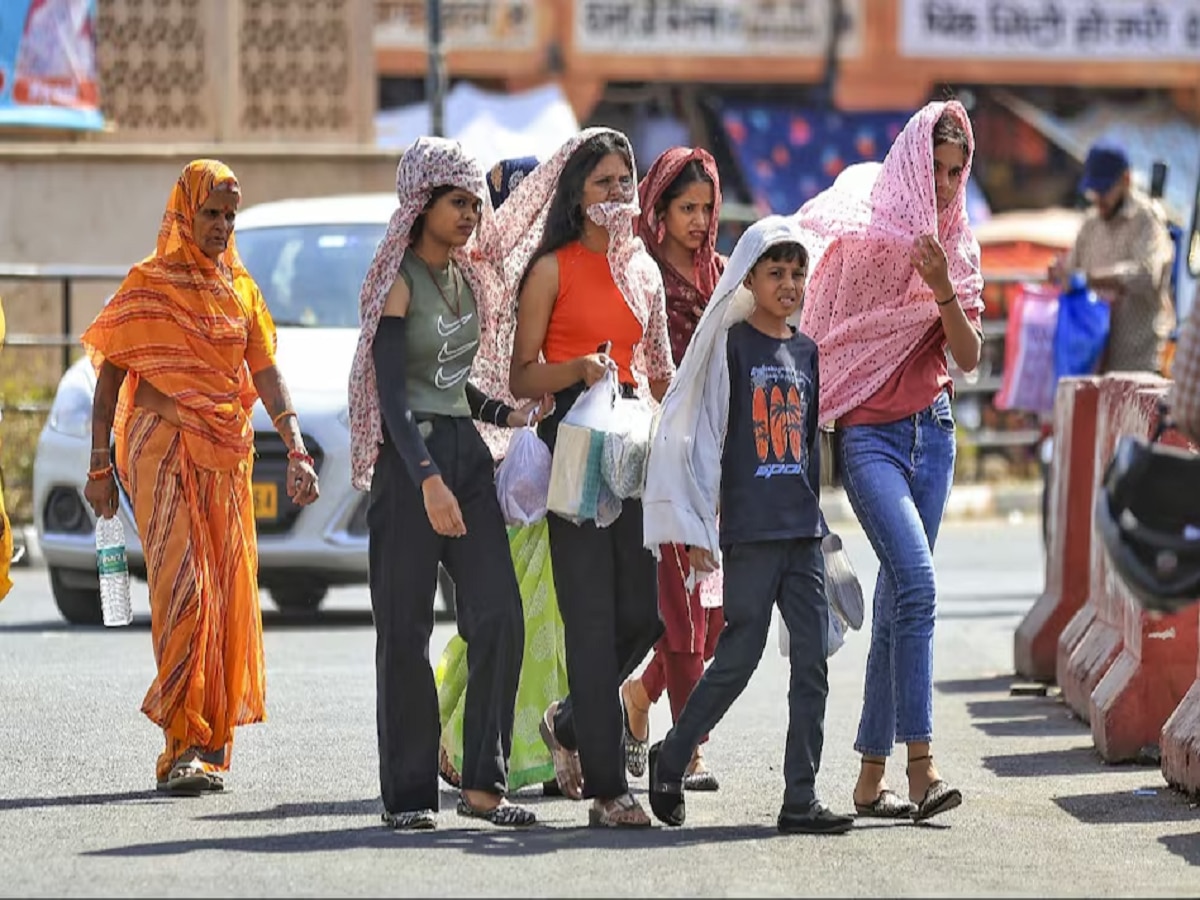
[
  {"x1": 337, "y1": 406, "x2": 350, "y2": 429},
  {"x1": 46, "y1": 381, "x2": 93, "y2": 438}
]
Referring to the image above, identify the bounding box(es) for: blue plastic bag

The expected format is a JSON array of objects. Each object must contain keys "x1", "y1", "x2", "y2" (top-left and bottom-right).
[{"x1": 1054, "y1": 272, "x2": 1110, "y2": 379}]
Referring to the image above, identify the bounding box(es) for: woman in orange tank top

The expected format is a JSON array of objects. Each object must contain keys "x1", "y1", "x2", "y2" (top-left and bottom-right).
[{"x1": 503, "y1": 128, "x2": 676, "y2": 828}]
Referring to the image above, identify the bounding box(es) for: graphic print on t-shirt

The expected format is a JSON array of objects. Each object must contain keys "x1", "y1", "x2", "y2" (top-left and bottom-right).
[
  {"x1": 749, "y1": 363, "x2": 809, "y2": 479},
  {"x1": 434, "y1": 311, "x2": 477, "y2": 390}
]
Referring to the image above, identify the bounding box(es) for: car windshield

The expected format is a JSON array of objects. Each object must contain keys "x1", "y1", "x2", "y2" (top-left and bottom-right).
[{"x1": 235, "y1": 223, "x2": 387, "y2": 327}]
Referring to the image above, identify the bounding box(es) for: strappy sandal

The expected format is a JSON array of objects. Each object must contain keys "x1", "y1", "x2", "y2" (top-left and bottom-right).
[
  {"x1": 201, "y1": 771, "x2": 225, "y2": 792},
  {"x1": 438, "y1": 745, "x2": 461, "y2": 788},
  {"x1": 683, "y1": 749, "x2": 720, "y2": 792},
  {"x1": 382, "y1": 809, "x2": 437, "y2": 831},
  {"x1": 648, "y1": 740, "x2": 685, "y2": 826},
  {"x1": 456, "y1": 795, "x2": 537, "y2": 828},
  {"x1": 853, "y1": 757, "x2": 915, "y2": 818},
  {"x1": 620, "y1": 681, "x2": 650, "y2": 778},
  {"x1": 156, "y1": 750, "x2": 209, "y2": 796},
  {"x1": 539, "y1": 702, "x2": 583, "y2": 800},
  {"x1": 907, "y1": 754, "x2": 962, "y2": 822},
  {"x1": 588, "y1": 792, "x2": 651, "y2": 828}
]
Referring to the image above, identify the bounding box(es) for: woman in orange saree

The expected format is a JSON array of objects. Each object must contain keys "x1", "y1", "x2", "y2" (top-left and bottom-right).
[
  {"x1": 0, "y1": 296, "x2": 12, "y2": 602},
  {"x1": 81, "y1": 159, "x2": 320, "y2": 793}
]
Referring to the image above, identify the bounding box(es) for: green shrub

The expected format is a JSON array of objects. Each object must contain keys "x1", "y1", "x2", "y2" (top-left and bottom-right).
[{"x1": 1, "y1": 377, "x2": 54, "y2": 525}]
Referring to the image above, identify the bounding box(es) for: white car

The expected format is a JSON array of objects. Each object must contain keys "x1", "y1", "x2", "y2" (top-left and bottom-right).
[{"x1": 32, "y1": 193, "x2": 454, "y2": 624}]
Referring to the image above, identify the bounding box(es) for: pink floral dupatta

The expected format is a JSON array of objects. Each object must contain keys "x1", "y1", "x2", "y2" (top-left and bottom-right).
[
  {"x1": 471, "y1": 127, "x2": 675, "y2": 414},
  {"x1": 795, "y1": 100, "x2": 985, "y2": 426},
  {"x1": 348, "y1": 137, "x2": 494, "y2": 491}
]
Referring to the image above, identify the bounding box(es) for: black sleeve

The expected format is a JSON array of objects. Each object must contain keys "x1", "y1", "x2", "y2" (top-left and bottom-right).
[
  {"x1": 464, "y1": 381, "x2": 517, "y2": 428},
  {"x1": 372, "y1": 316, "x2": 441, "y2": 486}
]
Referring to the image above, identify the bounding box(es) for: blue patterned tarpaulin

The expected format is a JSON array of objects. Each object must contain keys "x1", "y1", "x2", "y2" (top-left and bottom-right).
[{"x1": 718, "y1": 102, "x2": 991, "y2": 223}]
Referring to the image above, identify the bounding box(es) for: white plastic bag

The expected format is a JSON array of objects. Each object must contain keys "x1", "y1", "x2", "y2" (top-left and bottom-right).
[
  {"x1": 822, "y1": 532, "x2": 864, "y2": 631},
  {"x1": 495, "y1": 427, "x2": 552, "y2": 526},
  {"x1": 777, "y1": 603, "x2": 847, "y2": 660},
  {"x1": 561, "y1": 369, "x2": 619, "y2": 431},
  {"x1": 547, "y1": 369, "x2": 620, "y2": 524},
  {"x1": 601, "y1": 396, "x2": 654, "y2": 499}
]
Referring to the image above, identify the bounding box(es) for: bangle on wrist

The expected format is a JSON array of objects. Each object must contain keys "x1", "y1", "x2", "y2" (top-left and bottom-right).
[
  {"x1": 87, "y1": 464, "x2": 114, "y2": 482},
  {"x1": 936, "y1": 293, "x2": 958, "y2": 307},
  {"x1": 287, "y1": 449, "x2": 314, "y2": 466},
  {"x1": 272, "y1": 409, "x2": 297, "y2": 428}
]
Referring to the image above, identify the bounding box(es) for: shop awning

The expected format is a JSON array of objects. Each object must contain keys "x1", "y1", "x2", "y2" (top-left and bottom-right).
[{"x1": 991, "y1": 89, "x2": 1199, "y2": 226}]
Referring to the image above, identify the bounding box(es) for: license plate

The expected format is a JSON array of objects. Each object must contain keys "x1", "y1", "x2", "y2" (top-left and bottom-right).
[{"x1": 252, "y1": 483, "x2": 278, "y2": 520}]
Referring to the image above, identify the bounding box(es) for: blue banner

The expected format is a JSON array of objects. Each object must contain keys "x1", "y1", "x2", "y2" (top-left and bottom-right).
[{"x1": 0, "y1": 0, "x2": 104, "y2": 131}]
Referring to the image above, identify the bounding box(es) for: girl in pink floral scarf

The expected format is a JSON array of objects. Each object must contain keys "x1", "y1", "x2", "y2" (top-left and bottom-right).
[
  {"x1": 485, "y1": 127, "x2": 675, "y2": 828},
  {"x1": 348, "y1": 136, "x2": 550, "y2": 831},
  {"x1": 797, "y1": 100, "x2": 983, "y2": 823}
]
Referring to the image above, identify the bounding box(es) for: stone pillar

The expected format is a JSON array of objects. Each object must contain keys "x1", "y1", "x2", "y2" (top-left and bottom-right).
[{"x1": 94, "y1": 0, "x2": 375, "y2": 145}]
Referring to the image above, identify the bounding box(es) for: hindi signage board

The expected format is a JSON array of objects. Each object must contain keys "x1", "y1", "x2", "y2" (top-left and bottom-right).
[
  {"x1": 573, "y1": 0, "x2": 863, "y2": 57},
  {"x1": 375, "y1": 0, "x2": 539, "y2": 51},
  {"x1": 899, "y1": 0, "x2": 1200, "y2": 61}
]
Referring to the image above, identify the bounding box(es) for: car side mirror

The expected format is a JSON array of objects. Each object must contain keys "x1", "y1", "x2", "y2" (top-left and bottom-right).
[{"x1": 1190, "y1": 163, "x2": 1200, "y2": 278}]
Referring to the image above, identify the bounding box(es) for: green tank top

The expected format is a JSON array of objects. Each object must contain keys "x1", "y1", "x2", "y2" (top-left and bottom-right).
[{"x1": 398, "y1": 250, "x2": 479, "y2": 418}]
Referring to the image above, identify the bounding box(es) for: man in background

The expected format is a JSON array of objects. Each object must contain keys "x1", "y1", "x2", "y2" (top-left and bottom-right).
[{"x1": 1050, "y1": 140, "x2": 1176, "y2": 374}]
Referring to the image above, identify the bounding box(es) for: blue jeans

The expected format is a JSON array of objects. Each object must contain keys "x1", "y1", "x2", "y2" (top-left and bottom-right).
[{"x1": 838, "y1": 389, "x2": 956, "y2": 757}]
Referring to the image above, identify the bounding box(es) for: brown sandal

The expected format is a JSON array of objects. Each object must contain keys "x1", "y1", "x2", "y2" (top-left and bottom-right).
[
  {"x1": 156, "y1": 749, "x2": 209, "y2": 796},
  {"x1": 539, "y1": 702, "x2": 583, "y2": 800},
  {"x1": 588, "y1": 792, "x2": 651, "y2": 828}
]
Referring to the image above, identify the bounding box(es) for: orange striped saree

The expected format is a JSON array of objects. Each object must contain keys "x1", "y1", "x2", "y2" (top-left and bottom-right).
[
  {"x1": 82, "y1": 160, "x2": 278, "y2": 781},
  {"x1": 0, "y1": 298, "x2": 12, "y2": 602}
]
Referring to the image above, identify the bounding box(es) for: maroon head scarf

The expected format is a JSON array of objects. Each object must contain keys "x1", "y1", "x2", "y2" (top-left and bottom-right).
[{"x1": 636, "y1": 147, "x2": 724, "y2": 365}]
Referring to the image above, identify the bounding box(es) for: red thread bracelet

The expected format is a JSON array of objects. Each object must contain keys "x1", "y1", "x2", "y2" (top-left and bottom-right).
[{"x1": 287, "y1": 450, "x2": 314, "y2": 466}]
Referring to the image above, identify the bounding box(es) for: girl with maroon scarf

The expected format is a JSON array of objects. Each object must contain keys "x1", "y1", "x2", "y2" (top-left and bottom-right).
[{"x1": 621, "y1": 147, "x2": 726, "y2": 791}]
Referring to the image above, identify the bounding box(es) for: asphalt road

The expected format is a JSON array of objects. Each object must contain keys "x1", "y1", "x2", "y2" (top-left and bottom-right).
[{"x1": 1, "y1": 519, "x2": 1197, "y2": 897}]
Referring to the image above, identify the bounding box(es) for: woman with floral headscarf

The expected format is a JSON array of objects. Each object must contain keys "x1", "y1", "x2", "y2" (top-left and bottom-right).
[
  {"x1": 797, "y1": 101, "x2": 983, "y2": 823},
  {"x1": 81, "y1": 159, "x2": 320, "y2": 793},
  {"x1": 620, "y1": 146, "x2": 726, "y2": 792},
  {"x1": 483, "y1": 127, "x2": 675, "y2": 828},
  {"x1": 435, "y1": 155, "x2": 570, "y2": 798},
  {"x1": 348, "y1": 137, "x2": 551, "y2": 831}
]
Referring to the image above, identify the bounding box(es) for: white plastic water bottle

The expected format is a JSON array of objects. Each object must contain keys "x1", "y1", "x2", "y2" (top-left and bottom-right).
[{"x1": 95, "y1": 516, "x2": 132, "y2": 627}]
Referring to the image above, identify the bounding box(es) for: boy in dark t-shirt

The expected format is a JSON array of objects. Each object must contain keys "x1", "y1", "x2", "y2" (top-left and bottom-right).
[{"x1": 646, "y1": 232, "x2": 854, "y2": 835}]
